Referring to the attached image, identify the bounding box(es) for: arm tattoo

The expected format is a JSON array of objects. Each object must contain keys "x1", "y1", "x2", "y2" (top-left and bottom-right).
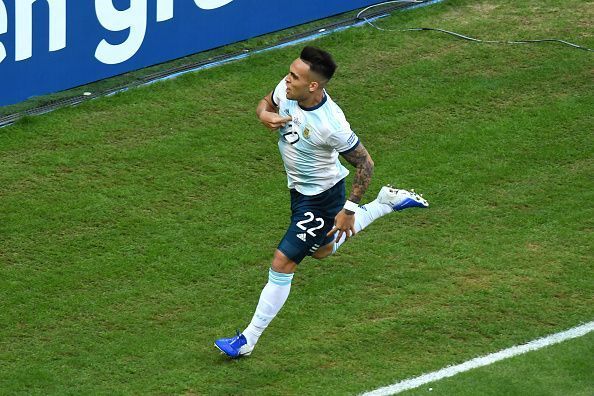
[{"x1": 341, "y1": 143, "x2": 374, "y2": 204}]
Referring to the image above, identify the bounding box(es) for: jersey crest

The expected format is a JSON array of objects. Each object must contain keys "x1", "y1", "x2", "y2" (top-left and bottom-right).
[{"x1": 303, "y1": 126, "x2": 311, "y2": 139}]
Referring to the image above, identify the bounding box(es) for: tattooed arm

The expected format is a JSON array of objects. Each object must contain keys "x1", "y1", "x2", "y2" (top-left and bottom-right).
[
  {"x1": 327, "y1": 143, "x2": 374, "y2": 242},
  {"x1": 341, "y1": 143, "x2": 374, "y2": 207}
]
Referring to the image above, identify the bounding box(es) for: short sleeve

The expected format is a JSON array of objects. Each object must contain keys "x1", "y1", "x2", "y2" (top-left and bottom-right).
[
  {"x1": 326, "y1": 107, "x2": 360, "y2": 154},
  {"x1": 271, "y1": 79, "x2": 286, "y2": 108}
]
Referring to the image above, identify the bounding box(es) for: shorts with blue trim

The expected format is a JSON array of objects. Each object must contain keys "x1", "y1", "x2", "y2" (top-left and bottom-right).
[{"x1": 277, "y1": 179, "x2": 346, "y2": 264}]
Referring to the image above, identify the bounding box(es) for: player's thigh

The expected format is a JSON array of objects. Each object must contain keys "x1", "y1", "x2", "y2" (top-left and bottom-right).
[{"x1": 277, "y1": 208, "x2": 335, "y2": 264}]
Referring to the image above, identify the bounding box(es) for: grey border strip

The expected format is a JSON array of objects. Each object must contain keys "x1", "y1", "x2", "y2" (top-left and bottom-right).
[{"x1": 0, "y1": 0, "x2": 441, "y2": 128}]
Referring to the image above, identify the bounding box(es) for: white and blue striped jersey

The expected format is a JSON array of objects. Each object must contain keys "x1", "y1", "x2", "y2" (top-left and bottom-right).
[{"x1": 271, "y1": 79, "x2": 360, "y2": 196}]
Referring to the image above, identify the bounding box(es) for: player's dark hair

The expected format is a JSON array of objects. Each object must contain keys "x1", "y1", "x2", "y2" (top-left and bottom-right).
[{"x1": 300, "y1": 46, "x2": 337, "y2": 81}]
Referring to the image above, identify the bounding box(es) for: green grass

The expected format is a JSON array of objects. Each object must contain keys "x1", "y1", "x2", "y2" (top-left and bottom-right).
[
  {"x1": 1, "y1": 0, "x2": 593, "y2": 394},
  {"x1": 401, "y1": 332, "x2": 594, "y2": 396}
]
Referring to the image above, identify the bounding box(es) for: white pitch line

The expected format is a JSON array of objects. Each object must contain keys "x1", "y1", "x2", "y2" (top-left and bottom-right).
[{"x1": 362, "y1": 321, "x2": 594, "y2": 396}]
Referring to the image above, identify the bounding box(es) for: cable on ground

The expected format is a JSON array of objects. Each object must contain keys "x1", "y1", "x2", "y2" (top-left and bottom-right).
[{"x1": 357, "y1": 0, "x2": 594, "y2": 52}]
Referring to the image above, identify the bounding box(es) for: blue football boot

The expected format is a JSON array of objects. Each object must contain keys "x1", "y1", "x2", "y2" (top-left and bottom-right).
[
  {"x1": 214, "y1": 331, "x2": 253, "y2": 358},
  {"x1": 378, "y1": 185, "x2": 429, "y2": 211}
]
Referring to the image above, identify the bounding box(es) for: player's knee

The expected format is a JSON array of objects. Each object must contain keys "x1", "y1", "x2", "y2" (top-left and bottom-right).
[{"x1": 271, "y1": 249, "x2": 297, "y2": 273}]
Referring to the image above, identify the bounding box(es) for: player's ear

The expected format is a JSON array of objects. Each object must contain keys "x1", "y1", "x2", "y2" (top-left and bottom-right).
[{"x1": 308, "y1": 81, "x2": 319, "y2": 92}]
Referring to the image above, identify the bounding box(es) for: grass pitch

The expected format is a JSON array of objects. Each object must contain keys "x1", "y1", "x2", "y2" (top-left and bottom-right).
[
  {"x1": 400, "y1": 331, "x2": 594, "y2": 396},
  {"x1": 1, "y1": 0, "x2": 592, "y2": 394}
]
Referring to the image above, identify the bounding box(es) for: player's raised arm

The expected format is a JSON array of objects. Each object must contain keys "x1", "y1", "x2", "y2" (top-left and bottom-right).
[{"x1": 256, "y1": 92, "x2": 292, "y2": 130}]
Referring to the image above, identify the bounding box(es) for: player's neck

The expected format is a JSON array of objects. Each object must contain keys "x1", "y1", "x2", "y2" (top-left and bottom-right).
[{"x1": 298, "y1": 90, "x2": 325, "y2": 110}]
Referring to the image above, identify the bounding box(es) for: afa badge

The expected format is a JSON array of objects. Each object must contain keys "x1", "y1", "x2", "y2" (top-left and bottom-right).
[{"x1": 303, "y1": 126, "x2": 311, "y2": 139}]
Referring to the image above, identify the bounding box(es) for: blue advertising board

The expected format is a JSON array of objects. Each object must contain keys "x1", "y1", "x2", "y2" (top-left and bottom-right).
[{"x1": 0, "y1": 0, "x2": 381, "y2": 106}]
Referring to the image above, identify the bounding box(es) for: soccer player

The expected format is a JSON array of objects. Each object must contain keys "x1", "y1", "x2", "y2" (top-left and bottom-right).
[{"x1": 215, "y1": 46, "x2": 428, "y2": 358}]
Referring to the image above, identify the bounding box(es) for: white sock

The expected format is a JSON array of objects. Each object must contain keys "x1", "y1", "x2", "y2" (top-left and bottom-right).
[
  {"x1": 243, "y1": 268, "x2": 294, "y2": 347},
  {"x1": 333, "y1": 199, "x2": 392, "y2": 253}
]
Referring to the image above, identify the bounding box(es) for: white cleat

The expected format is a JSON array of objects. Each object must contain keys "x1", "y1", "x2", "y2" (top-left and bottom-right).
[{"x1": 377, "y1": 185, "x2": 429, "y2": 211}]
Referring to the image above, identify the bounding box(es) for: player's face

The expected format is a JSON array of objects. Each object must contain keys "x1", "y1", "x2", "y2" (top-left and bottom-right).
[{"x1": 285, "y1": 58, "x2": 315, "y2": 101}]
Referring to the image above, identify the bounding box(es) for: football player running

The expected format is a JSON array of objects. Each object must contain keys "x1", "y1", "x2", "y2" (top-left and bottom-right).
[{"x1": 215, "y1": 46, "x2": 428, "y2": 358}]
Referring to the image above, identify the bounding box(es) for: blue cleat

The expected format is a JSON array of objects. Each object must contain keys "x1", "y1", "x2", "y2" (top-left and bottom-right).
[
  {"x1": 214, "y1": 331, "x2": 253, "y2": 358},
  {"x1": 377, "y1": 185, "x2": 429, "y2": 211}
]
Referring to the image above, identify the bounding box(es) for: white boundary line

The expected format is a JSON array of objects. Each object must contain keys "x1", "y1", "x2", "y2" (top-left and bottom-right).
[{"x1": 362, "y1": 321, "x2": 594, "y2": 396}]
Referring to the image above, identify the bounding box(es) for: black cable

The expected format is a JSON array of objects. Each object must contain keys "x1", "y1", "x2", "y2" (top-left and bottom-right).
[{"x1": 357, "y1": 1, "x2": 594, "y2": 52}]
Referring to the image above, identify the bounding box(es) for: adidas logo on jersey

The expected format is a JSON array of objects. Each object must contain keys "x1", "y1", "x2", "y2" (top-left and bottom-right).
[{"x1": 296, "y1": 233, "x2": 307, "y2": 242}]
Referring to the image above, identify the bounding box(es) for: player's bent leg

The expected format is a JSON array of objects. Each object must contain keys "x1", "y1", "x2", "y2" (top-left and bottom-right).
[
  {"x1": 331, "y1": 185, "x2": 429, "y2": 254},
  {"x1": 311, "y1": 242, "x2": 334, "y2": 259}
]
